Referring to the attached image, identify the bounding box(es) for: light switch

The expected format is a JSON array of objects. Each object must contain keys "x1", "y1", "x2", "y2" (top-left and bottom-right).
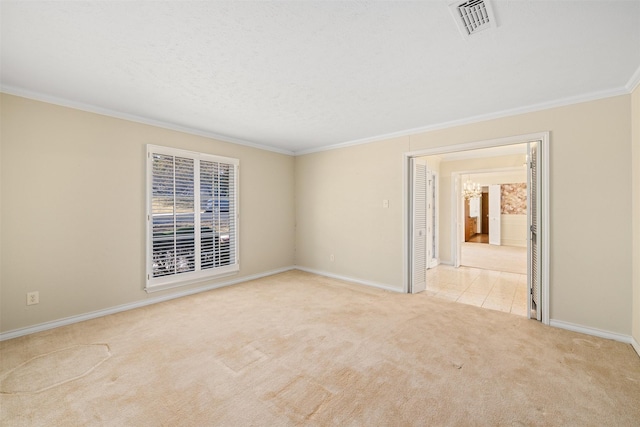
[{"x1": 383, "y1": 199, "x2": 389, "y2": 208}]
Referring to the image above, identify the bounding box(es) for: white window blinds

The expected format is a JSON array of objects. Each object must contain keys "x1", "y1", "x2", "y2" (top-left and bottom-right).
[{"x1": 146, "y1": 145, "x2": 239, "y2": 292}]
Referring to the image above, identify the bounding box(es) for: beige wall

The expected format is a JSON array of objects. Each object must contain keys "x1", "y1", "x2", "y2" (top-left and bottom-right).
[
  {"x1": 500, "y1": 215, "x2": 527, "y2": 248},
  {"x1": 295, "y1": 137, "x2": 409, "y2": 288},
  {"x1": 0, "y1": 94, "x2": 295, "y2": 333},
  {"x1": 2, "y1": 91, "x2": 636, "y2": 340},
  {"x1": 296, "y1": 95, "x2": 633, "y2": 335},
  {"x1": 632, "y1": 84, "x2": 640, "y2": 347}
]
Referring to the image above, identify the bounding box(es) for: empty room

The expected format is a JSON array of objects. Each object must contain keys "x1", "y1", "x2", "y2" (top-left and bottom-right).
[{"x1": 2, "y1": 1, "x2": 640, "y2": 425}]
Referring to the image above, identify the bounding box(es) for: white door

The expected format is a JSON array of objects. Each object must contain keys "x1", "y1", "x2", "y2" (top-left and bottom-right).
[
  {"x1": 528, "y1": 141, "x2": 542, "y2": 320},
  {"x1": 454, "y1": 175, "x2": 462, "y2": 268},
  {"x1": 410, "y1": 158, "x2": 427, "y2": 293},
  {"x1": 488, "y1": 184, "x2": 501, "y2": 245},
  {"x1": 426, "y1": 171, "x2": 439, "y2": 269}
]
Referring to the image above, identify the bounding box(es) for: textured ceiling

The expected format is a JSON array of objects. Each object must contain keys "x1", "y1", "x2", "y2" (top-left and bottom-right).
[{"x1": 1, "y1": 1, "x2": 639, "y2": 154}]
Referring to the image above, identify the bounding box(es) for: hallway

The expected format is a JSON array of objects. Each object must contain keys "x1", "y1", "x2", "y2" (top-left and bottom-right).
[
  {"x1": 467, "y1": 233, "x2": 489, "y2": 243},
  {"x1": 461, "y1": 242, "x2": 527, "y2": 275},
  {"x1": 425, "y1": 265, "x2": 528, "y2": 317}
]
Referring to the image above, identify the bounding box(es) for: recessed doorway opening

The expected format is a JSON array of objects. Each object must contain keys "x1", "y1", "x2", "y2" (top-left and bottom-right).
[{"x1": 405, "y1": 132, "x2": 549, "y2": 324}]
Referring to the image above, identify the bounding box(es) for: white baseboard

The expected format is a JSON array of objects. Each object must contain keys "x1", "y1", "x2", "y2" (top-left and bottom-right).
[
  {"x1": 0, "y1": 266, "x2": 296, "y2": 342},
  {"x1": 294, "y1": 266, "x2": 402, "y2": 293},
  {"x1": 500, "y1": 239, "x2": 527, "y2": 248},
  {"x1": 632, "y1": 337, "x2": 640, "y2": 358},
  {"x1": 550, "y1": 319, "x2": 637, "y2": 349},
  {"x1": 6, "y1": 267, "x2": 638, "y2": 360},
  {"x1": 283, "y1": 271, "x2": 640, "y2": 360}
]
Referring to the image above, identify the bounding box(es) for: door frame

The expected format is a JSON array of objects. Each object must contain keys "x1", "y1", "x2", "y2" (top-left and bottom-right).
[
  {"x1": 426, "y1": 170, "x2": 439, "y2": 269},
  {"x1": 488, "y1": 184, "x2": 502, "y2": 245},
  {"x1": 452, "y1": 166, "x2": 524, "y2": 267},
  {"x1": 403, "y1": 131, "x2": 550, "y2": 325}
]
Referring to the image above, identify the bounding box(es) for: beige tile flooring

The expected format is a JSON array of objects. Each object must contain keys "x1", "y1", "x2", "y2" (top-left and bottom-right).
[{"x1": 425, "y1": 264, "x2": 528, "y2": 317}]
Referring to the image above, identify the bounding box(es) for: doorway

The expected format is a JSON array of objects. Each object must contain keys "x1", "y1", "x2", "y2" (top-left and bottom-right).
[
  {"x1": 456, "y1": 168, "x2": 529, "y2": 317},
  {"x1": 481, "y1": 192, "x2": 489, "y2": 234},
  {"x1": 455, "y1": 168, "x2": 528, "y2": 272},
  {"x1": 406, "y1": 132, "x2": 549, "y2": 324}
]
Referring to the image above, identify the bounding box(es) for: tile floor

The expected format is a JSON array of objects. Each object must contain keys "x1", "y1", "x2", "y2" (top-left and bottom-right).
[{"x1": 425, "y1": 264, "x2": 528, "y2": 317}]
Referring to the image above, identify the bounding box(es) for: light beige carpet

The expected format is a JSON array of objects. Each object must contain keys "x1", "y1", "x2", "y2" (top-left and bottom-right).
[
  {"x1": 461, "y1": 242, "x2": 527, "y2": 274},
  {"x1": 1, "y1": 270, "x2": 639, "y2": 426}
]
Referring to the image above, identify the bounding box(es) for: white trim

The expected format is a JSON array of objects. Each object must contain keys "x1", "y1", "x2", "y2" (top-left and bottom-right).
[
  {"x1": 0, "y1": 85, "x2": 294, "y2": 156},
  {"x1": 0, "y1": 266, "x2": 296, "y2": 342},
  {"x1": 462, "y1": 166, "x2": 527, "y2": 177},
  {"x1": 3, "y1": 84, "x2": 632, "y2": 158},
  {"x1": 295, "y1": 88, "x2": 628, "y2": 156},
  {"x1": 540, "y1": 135, "x2": 550, "y2": 325},
  {"x1": 402, "y1": 153, "x2": 410, "y2": 293},
  {"x1": 449, "y1": 165, "x2": 528, "y2": 265},
  {"x1": 299, "y1": 264, "x2": 637, "y2": 355},
  {"x1": 626, "y1": 64, "x2": 640, "y2": 92},
  {"x1": 404, "y1": 132, "x2": 550, "y2": 325},
  {"x1": 145, "y1": 268, "x2": 240, "y2": 293},
  {"x1": 294, "y1": 266, "x2": 402, "y2": 294},
  {"x1": 550, "y1": 319, "x2": 637, "y2": 347},
  {"x1": 453, "y1": 172, "x2": 462, "y2": 266},
  {"x1": 405, "y1": 132, "x2": 547, "y2": 158},
  {"x1": 632, "y1": 337, "x2": 640, "y2": 358},
  {"x1": 427, "y1": 170, "x2": 440, "y2": 269},
  {"x1": 145, "y1": 144, "x2": 240, "y2": 291},
  {"x1": 500, "y1": 239, "x2": 527, "y2": 248}
]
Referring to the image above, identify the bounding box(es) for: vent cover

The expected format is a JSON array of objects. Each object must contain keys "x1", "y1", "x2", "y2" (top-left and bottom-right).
[{"x1": 449, "y1": 0, "x2": 497, "y2": 39}]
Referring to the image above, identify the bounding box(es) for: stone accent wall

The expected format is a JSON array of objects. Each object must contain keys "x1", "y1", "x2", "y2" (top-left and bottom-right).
[{"x1": 501, "y1": 183, "x2": 527, "y2": 214}]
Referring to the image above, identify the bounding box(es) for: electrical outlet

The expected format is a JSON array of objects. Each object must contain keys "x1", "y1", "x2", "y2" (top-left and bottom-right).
[
  {"x1": 27, "y1": 291, "x2": 39, "y2": 306},
  {"x1": 329, "y1": 254, "x2": 335, "y2": 262}
]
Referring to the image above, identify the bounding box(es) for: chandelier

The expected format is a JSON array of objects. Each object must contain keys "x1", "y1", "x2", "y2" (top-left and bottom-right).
[{"x1": 463, "y1": 180, "x2": 482, "y2": 200}]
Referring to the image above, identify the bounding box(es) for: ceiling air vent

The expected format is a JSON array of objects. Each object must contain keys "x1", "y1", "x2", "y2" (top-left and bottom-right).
[{"x1": 449, "y1": 0, "x2": 497, "y2": 39}]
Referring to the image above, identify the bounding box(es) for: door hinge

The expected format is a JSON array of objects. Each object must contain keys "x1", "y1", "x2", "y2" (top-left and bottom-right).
[{"x1": 530, "y1": 288, "x2": 533, "y2": 295}]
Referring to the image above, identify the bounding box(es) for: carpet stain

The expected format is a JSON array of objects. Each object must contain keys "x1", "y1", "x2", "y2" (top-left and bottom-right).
[
  {"x1": 452, "y1": 362, "x2": 464, "y2": 370},
  {"x1": 263, "y1": 375, "x2": 332, "y2": 423},
  {"x1": 2, "y1": 271, "x2": 640, "y2": 425},
  {"x1": 572, "y1": 338, "x2": 601, "y2": 348},
  {"x1": 0, "y1": 344, "x2": 111, "y2": 394},
  {"x1": 216, "y1": 343, "x2": 268, "y2": 375}
]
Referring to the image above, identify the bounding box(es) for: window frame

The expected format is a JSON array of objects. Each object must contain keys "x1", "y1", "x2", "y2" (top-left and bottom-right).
[{"x1": 145, "y1": 144, "x2": 239, "y2": 292}]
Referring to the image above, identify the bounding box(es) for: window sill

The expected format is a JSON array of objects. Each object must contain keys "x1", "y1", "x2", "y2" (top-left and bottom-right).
[{"x1": 145, "y1": 264, "x2": 239, "y2": 293}]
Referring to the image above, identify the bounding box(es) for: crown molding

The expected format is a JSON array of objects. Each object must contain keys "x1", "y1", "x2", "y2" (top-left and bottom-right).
[
  {"x1": 295, "y1": 85, "x2": 631, "y2": 155},
  {"x1": 626, "y1": 64, "x2": 640, "y2": 92},
  {"x1": 0, "y1": 85, "x2": 295, "y2": 156},
  {"x1": 3, "y1": 81, "x2": 635, "y2": 158}
]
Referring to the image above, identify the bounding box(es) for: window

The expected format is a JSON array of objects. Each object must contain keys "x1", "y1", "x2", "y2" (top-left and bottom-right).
[{"x1": 146, "y1": 145, "x2": 239, "y2": 292}]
